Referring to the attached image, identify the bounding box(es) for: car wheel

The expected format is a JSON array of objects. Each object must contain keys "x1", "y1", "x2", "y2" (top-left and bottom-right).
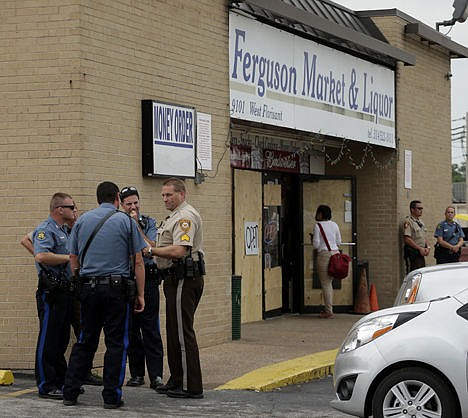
[{"x1": 372, "y1": 367, "x2": 457, "y2": 418}]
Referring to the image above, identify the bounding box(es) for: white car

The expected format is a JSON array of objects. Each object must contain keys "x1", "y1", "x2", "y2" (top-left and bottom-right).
[
  {"x1": 331, "y1": 263, "x2": 468, "y2": 418},
  {"x1": 394, "y1": 263, "x2": 468, "y2": 306}
]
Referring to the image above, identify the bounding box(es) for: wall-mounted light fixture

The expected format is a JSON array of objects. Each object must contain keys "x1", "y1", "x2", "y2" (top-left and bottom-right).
[{"x1": 194, "y1": 171, "x2": 206, "y2": 185}]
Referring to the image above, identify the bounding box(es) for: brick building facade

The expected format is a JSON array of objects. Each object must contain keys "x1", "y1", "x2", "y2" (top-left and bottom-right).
[{"x1": 0, "y1": 1, "x2": 466, "y2": 369}]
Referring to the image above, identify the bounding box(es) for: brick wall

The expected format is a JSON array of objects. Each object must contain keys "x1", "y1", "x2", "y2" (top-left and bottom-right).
[
  {"x1": 378, "y1": 15, "x2": 452, "y2": 279},
  {"x1": 0, "y1": 0, "x2": 231, "y2": 369},
  {"x1": 0, "y1": 0, "x2": 82, "y2": 369}
]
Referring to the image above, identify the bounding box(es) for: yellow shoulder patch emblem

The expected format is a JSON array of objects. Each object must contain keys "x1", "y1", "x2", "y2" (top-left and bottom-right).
[
  {"x1": 179, "y1": 219, "x2": 191, "y2": 242},
  {"x1": 37, "y1": 231, "x2": 46, "y2": 240}
]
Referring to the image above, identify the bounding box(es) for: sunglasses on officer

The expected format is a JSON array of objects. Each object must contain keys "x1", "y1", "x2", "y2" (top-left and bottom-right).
[
  {"x1": 120, "y1": 186, "x2": 139, "y2": 201},
  {"x1": 56, "y1": 205, "x2": 75, "y2": 210}
]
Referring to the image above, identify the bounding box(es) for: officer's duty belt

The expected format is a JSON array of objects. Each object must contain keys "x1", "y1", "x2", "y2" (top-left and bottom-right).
[
  {"x1": 158, "y1": 267, "x2": 176, "y2": 279},
  {"x1": 158, "y1": 264, "x2": 203, "y2": 279},
  {"x1": 81, "y1": 275, "x2": 129, "y2": 285}
]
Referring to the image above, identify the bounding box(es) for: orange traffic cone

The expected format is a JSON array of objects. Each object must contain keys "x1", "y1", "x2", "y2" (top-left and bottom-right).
[
  {"x1": 369, "y1": 284, "x2": 379, "y2": 311},
  {"x1": 353, "y1": 268, "x2": 371, "y2": 314}
]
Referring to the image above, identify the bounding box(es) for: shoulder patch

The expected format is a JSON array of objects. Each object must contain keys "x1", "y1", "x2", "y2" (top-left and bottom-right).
[
  {"x1": 37, "y1": 231, "x2": 46, "y2": 240},
  {"x1": 179, "y1": 219, "x2": 191, "y2": 242},
  {"x1": 179, "y1": 219, "x2": 191, "y2": 231},
  {"x1": 403, "y1": 222, "x2": 409, "y2": 229}
]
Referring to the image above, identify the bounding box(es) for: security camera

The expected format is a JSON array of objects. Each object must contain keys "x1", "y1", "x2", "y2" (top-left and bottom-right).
[
  {"x1": 436, "y1": 0, "x2": 468, "y2": 30},
  {"x1": 453, "y1": 0, "x2": 468, "y2": 22}
]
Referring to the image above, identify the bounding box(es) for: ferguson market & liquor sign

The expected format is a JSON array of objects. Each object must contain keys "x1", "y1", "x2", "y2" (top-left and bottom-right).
[{"x1": 229, "y1": 12, "x2": 395, "y2": 148}]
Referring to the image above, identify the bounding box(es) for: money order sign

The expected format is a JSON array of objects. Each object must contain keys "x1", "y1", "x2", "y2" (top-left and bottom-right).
[
  {"x1": 142, "y1": 100, "x2": 196, "y2": 178},
  {"x1": 229, "y1": 12, "x2": 395, "y2": 148}
]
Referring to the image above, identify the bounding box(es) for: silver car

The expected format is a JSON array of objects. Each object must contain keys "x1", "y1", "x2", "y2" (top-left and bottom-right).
[
  {"x1": 332, "y1": 264, "x2": 468, "y2": 418},
  {"x1": 394, "y1": 263, "x2": 468, "y2": 306}
]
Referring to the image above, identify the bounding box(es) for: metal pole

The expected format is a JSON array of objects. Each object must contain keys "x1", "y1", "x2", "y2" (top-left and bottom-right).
[{"x1": 465, "y1": 112, "x2": 468, "y2": 206}]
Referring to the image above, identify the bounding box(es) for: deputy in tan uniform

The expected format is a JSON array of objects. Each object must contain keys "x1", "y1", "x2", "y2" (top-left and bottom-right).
[
  {"x1": 403, "y1": 200, "x2": 430, "y2": 273},
  {"x1": 144, "y1": 177, "x2": 205, "y2": 399}
]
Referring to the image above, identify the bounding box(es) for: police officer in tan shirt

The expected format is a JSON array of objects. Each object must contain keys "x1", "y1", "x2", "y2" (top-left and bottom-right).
[
  {"x1": 403, "y1": 200, "x2": 430, "y2": 273},
  {"x1": 144, "y1": 177, "x2": 205, "y2": 399}
]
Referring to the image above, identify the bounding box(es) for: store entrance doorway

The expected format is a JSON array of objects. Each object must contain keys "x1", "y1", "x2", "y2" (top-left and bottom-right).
[
  {"x1": 299, "y1": 176, "x2": 356, "y2": 313},
  {"x1": 233, "y1": 169, "x2": 356, "y2": 323}
]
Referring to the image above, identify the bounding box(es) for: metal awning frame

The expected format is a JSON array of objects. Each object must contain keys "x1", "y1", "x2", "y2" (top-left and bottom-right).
[{"x1": 231, "y1": 0, "x2": 415, "y2": 66}]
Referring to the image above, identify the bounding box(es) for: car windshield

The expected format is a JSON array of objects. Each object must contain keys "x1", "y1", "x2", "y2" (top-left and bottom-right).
[{"x1": 394, "y1": 266, "x2": 468, "y2": 306}]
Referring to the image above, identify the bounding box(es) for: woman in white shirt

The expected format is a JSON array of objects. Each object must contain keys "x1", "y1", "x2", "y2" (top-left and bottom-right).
[{"x1": 312, "y1": 205, "x2": 342, "y2": 318}]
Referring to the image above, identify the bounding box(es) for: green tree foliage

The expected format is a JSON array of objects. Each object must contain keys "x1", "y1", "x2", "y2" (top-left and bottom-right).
[{"x1": 452, "y1": 162, "x2": 466, "y2": 183}]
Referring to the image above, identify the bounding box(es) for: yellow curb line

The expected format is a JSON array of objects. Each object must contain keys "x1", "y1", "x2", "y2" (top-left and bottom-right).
[
  {"x1": 0, "y1": 388, "x2": 36, "y2": 399},
  {"x1": 215, "y1": 348, "x2": 338, "y2": 392}
]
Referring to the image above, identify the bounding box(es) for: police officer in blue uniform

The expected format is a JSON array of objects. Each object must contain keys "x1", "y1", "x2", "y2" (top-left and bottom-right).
[
  {"x1": 24, "y1": 202, "x2": 103, "y2": 387},
  {"x1": 119, "y1": 186, "x2": 164, "y2": 389},
  {"x1": 434, "y1": 206, "x2": 465, "y2": 264},
  {"x1": 33, "y1": 192, "x2": 75, "y2": 400},
  {"x1": 62, "y1": 181, "x2": 146, "y2": 409}
]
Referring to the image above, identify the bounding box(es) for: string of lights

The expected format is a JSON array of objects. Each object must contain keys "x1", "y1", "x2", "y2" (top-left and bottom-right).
[{"x1": 324, "y1": 138, "x2": 396, "y2": 170}]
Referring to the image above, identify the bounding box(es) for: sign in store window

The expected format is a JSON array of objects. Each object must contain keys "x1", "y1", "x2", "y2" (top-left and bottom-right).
[{"x1": 263, "y1": 206, "x2": 280, "y2": 269}]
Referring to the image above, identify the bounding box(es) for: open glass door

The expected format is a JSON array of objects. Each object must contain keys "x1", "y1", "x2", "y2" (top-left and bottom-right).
[{"x1": 301, "y1": 177, "x2": 355, "y2": 312}]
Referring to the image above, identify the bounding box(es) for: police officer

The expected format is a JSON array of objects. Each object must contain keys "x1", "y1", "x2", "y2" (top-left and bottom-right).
[
  {"x1": 119, "y1": 186, "x2": 164, "y2": 390},
  {"x1": 146, "y1": 177, "x2": 205, "y2": 399},
  {"x1": 22, "y1": 202, "x2": 103, "y2": 387},
  {"x1": 434, "y1": 206, "x2": 465, "y2": 264},
  {"x1": 403, "y1": 200, "x2": 430, "y2": 273},
  {"x1": 33, "y1": 192, "x2": 75, "y2": 400},
  {"x1": 63, "y1": 181, "x2": 146, "y2": 409}
]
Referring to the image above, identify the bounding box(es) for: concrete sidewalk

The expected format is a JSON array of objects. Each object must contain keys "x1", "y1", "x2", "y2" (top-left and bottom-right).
[
  {"x1": 1, "y1": 313, "x2": 360, "y2": 392},
  {"x1": 199, "y1": 313, "x2": 360, "y2": 391}
]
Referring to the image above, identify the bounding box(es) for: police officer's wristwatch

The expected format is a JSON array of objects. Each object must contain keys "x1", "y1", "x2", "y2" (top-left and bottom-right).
[{"x1": 145, "y1": 246, "x2": 152, "y2": 257}]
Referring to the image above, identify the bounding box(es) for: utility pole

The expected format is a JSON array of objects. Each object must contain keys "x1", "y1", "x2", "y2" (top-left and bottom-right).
[
  {"x1": 451, "y1": 115, "x2": 466, "y2": 204},
  {"x1": 466, "y1": 112, "x2": 468, "y2": 205}
]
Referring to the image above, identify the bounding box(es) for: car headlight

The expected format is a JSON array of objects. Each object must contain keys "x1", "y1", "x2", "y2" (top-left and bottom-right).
[
  {"x1": 340, "y1": 312, "x2": 423, "y2": 353},
  {"x1": 394, "y1": 272, "x2": 422, "y2": 305}
]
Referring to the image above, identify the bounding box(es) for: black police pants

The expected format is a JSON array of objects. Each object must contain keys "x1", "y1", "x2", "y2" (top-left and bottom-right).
[
  {"x1": 35, "y1": 288, "x2": 72, "y2": 394},
  {"x1": 63, "y1": 284, "x2": 130, "y2": 405},
  {"x1": 436, "y1": 254, "x2": 460, "y2": 264},
  {"x1": 163, "y1": 275, "x2": 204, "y2": 394},
  {"x1": 406, "y1": 254, "x2": 425, "y2": 273},
  {"x1": 127, "y1": 277, "x2": 164, "y2": 380}
]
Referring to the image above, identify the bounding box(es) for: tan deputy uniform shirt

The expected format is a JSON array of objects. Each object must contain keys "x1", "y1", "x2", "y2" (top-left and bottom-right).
[
  {"x1": 403, "y1": 215, "x2": 427, "y2": 247},
  {"x1": 155, "y1": 201, "x2": 204, "y2": 270}
]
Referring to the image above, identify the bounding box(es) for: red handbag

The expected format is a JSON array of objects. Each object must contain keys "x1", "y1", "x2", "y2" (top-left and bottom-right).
[{"x1": 317, "y1": 223, "x2": 351, "y2": 279}]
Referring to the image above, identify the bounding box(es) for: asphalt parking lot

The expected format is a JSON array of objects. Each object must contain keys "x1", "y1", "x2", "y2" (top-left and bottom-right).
[{"x1": 0, "y1": 373, "x2": 351, "y2": 417}]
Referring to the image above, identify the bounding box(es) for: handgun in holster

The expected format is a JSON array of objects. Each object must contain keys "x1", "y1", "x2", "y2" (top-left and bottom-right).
[
  {"x1": 39, "y1": 270, "x2": 61, "y2": 292},
  {"x1": 198, "y1": 251, "x2": 206, "y2": 276},
  {"x1": 185, "y1": 254, "x2": 194, "y2": 278}
]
